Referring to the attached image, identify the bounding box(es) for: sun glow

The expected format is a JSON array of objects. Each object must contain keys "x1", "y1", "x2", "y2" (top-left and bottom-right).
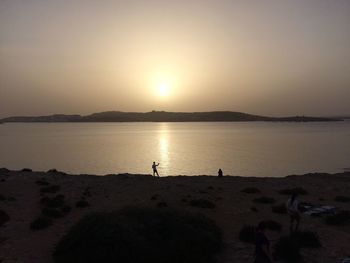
[{"x1": 152, "y1": 73, "x2": 174, "y2": 98}]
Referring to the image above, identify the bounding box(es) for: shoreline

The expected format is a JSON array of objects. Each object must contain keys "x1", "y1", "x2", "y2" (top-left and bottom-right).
[{"x1": 1, "y1": 169, "x2": 349, "y2": 262}]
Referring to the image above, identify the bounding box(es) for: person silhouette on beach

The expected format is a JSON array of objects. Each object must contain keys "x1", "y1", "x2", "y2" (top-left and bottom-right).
[
  {"x1": 218, "y1": 169, "x2": 223, "y2": 177},
  {"x1": 286, "y1": 193, "x2": 300, "y2": 233},
  {"x1": 152, "y1": 162, "x2": 160, "y2": 177},
  {"x1": 254, "y1": 221, "x2": 272, "y2": 263}
]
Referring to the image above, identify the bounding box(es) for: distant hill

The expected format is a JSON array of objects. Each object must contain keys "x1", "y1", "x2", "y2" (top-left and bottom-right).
[{"x1": 0, "y1": 111, "x2": 342, "y2": 123}]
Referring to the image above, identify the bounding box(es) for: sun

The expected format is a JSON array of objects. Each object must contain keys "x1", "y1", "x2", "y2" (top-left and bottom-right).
[{"x1": 158, "y1": 82, "x2": 171, "y2": 97}]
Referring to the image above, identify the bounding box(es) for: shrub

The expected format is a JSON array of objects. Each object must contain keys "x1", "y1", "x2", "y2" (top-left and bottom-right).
[
  {"x1": 157, "y1": 202, "x2": 168, "y2": 208},
  {"x1": 47, "y1": 169, "x2": 58, "y2": 173},
  {"x1": 241, "y1": 187, "x2": 261, "y2": 194},
  {"x1": 40, "y1": 185, "x2": 60, "y2": 194},
  {"x1": 253, "y1": 197, "x2": 275, "y2": 204},
  {"x1": 53, "y1": 207, "x2": 222, "y2": 263},
  {"x1": 36, "y1": 179, "x2": 50, "y2": 186},
  {"x1": 76, "y1": 200, "x2": 90, "y2": 208},
  {"x1": 21, "y1": 168, "x2": 32, "y2": 172},
  {"x1": 273, "y1": 236, "x2": 302, "y2": 262},
  {"x1": 250, "y1": 206, "x2": 258, "y2": 212},
  {"x1": 278, "y1": 187, "x2": 308, "y2": 195},
  {"x1": 238, "y1": 225, "x2": 256, "y2": 244},
  {"x1": 335, "y1": 196, "x2": 350, "y2": 203},
  {"x1": 41, "y1": 194, "x2": 65, "y2": 208},
  {"x1": 0, "y1": 209, "x2": 10, "y2": 227},
  {"x1": 272, "y1": 203, "x2": 287, "y2": 214},
  {"x1": 263, "y1": 220, "x2": 282, "y2": 232},
  {"x1": 325, "y1": 211, "x2": 350, "y2": 226},
  {"x1": 42, "y1": 207, "x2": 64, "y2": 218},
  {"x1": 30, "y1": 216, "x2": 53, "y2": 230},
  {"x1": 292, "y1": 230, "x2": 321, "y2": 248},
  {"x1": 189, "y1": 199, "x2": 215, "y2": 209}
]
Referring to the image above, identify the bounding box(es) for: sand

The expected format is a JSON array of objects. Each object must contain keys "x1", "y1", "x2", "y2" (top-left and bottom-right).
[{"x1": 0, "y1": 169, "x2": 349, "y2": 263}]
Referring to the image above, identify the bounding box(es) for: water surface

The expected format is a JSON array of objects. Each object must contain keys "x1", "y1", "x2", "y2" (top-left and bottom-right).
[{"x1": 0, "y1": 121, "x2": 349, "y2": 177}]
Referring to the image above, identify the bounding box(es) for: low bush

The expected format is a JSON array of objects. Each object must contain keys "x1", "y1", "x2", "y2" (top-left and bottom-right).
[
  {"x1": 41, "y1": 194, "x2": 65, "y2": 208},
  {"x1": 272, "y1": 203, "x2": 287, "y2": 214},
  {"x1": 53, "y1": 207, "x2": 222, "y2": 263},
  {"x1": 241, "y1": 187, "x2": 261, "y2": 194},
  {"x1": 30, "y1": 216, "x2": 53, "y2": 230},
  {"x1": 325, "y1": 211, "x2": 350, "y2": 226},
  {"x1": 157, "y1": 202, "x2": 168, "y2": 208},
  {"x1": 253, "y1": 197, "x2": 275, "y2": 204},
  {"x1": 40, "y1": 185, "x2": 61, "y2": 194},
  {"x1": 42, "y1": 207, "x2": 64, "y2": 218},
  {"x1": 0, "y1": 209, "x2": 10, "y2": 227},
  {"x1": 76, "y1": 200, "x2": 90, "y2": 208},
  {"x1": 292, "y1": 230, "x2": 321, "y2": 248},
  {"x1": 263, "y1": 220, "x2": 282, "y2": 232},
  {"x1": 334, "y1": 196, "x2": 350, "y2": 203},
  {"x1": 21, "y1": 168, "x2": 32, "y2": 172},
  {"x1": 273, "y1": 236, "x2": 302, "y2": 263},
  {"x1": 238, "y1": 225, "x2": 256, "y2": 244},
  {"x1": 36, "y1": 179, "x2": 50, "y2": 186},
  {"x1": 278, "y1": 187, "x2": 308, "y2": 195},
  {"x1": 189, "y1": 199, "x2": 215, "y2": 209}
]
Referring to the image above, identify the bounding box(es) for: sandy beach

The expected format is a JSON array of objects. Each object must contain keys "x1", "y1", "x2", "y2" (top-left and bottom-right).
[{"x1": 0, "y1": 169, "x2": 349, "y2": 263}]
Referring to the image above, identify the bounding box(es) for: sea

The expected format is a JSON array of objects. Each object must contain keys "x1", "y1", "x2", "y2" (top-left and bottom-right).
[{"x1": 0, "y1": 121, "x2": 349, "y2": 177}]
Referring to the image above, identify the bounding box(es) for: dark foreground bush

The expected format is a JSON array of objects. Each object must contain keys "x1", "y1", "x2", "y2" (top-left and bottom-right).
[
  {"x1": 263, "y1": 220, "x2": 282, "y2": 232},
  {"x1": 53, "y1": 207, "x2": 222, "y2": 263},
  {"x1": 253, "y1": 196, "x2": 275, "y2": 204},
  {"x1": 325, "y1": 211, "x2": 350, "y2": 225},
  {"x1": 41, "y1": 194, "x2": 65, "y2": 208},
  {"x1": 334, "y1": 196, "x2": 350, "y2": 203},
  {"x1": 40, "y1": 185, "x2": 61, "y2": 194},
  {"x1": 21, "y1": 168, "x2": 32, "y2": 172},
  {"x1": 241, "y1": 187, "x2": 261, "y2": 194},
  {"x1": 76, "y1": 199, "x2": 90, "y2": 208},
  {"x1": 190, "y1": 199, "x2": 215, "y2": 209},
  {"x1": 272, "y1": 203, "x2": 287, "y2": 214},
  {"x1": 30, "y1": 216, "x2": 53, "y2": 230},
  {"x1": 0, "y1": 209, "x2": 10, "y2": 227},
  {"x1": 278, "y1": 187, "x2": 308, "y2": 195},
  {"x1": 274, "y1": 236, "x2": 302, "y2": 263},
  {"x1": 36, "y1": 179, "x2": 50, "y2": 186},
  {"x1": 292, "y1": 230, "x2": 321, "y2": 248},
  {"x1": 239, "y1": 225, "x2": 256, "y2": 244}
]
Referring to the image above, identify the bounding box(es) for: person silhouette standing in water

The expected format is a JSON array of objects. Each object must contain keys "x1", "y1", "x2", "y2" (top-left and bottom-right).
[{"x1": 152, "y1": 162, "x2": 160, "y2": 177}]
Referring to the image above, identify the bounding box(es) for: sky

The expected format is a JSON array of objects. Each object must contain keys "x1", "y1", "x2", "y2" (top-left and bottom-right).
[{"x1": 1, "y1": 0, "x2": 350, "y2": 118}]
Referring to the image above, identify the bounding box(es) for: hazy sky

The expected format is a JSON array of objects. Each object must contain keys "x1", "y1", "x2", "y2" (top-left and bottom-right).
[{"x1": 1, "y1": 0, "x2": 350, "y2": 117}]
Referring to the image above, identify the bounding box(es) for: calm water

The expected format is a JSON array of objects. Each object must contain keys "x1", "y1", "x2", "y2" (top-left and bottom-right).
[{"x1": 0, "y1": 121, "x2": 349, "y2": 177}]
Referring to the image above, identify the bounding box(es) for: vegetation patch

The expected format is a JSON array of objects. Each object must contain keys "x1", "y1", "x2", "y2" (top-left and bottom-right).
[
  {"x1": 253, "y1": 196, "x2": 275, "y2": 204},
  {"x1": 41, "y1": 194, "x2": 65, "y2": 208},
  {"x1": 334, "y1": 196, "x2": 350, "y2": 203},
  {"x1": 238, "y1": 225, "x2": 256, "y2": 244},
  {"x1": 278, "y1": 187, "x2": 308, "y2": 195},
  {"x1": 40, "y1": 185, "x2": 61, "y2": 194},
  {"x1": 0, "y1": 209, "x2": 10, "y2": 227},
  {"x1": 273, "y1": 236, "x2": 302, "y2": 263},
  {"x1": 272, "y1": 203, "x2": 287, "y2": 214},
  {"x1": 292, "y1": 230, "x2": 321, "y2": 248},
  {"x1": 30, "y1": 216, "x2": 53, "y2": 230},
  {"x1": 36, "y1": 179, "x2": 50, "y2": 186},
  {"x1": 21, "y1": 168, "x2": 32, "y2": 172},
  {"x1": 53, "y1": 207, "x2": 222, "y2": 263},
  {"x1": 157, "y1": 201, "x2": 168, "y2": 208},
  {"x1": 263, "y1": 220, "x2": 282, "y2": 232},
  {"x1": 76, "y1": 199, "x2": 90, "y2": 208},
  {"x1": 325, "y1": 210, "x2": 350, "y2": 226},
  {"x1": 189, "y1": 199, "x2": 215, "y2": 209},
  {"x1": 241, "y1": 187, "x2": 261, "y2": 194}
]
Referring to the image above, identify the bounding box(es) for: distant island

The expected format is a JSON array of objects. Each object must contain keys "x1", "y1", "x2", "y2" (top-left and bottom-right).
[{"x1": 0, "y1": 111, "x2": 343, "y2": 123}]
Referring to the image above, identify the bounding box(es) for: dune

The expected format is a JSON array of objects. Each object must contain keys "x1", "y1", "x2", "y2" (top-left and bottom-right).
[{"x1": 0, "y1": 168, "x2": 349, "y2": 262}]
